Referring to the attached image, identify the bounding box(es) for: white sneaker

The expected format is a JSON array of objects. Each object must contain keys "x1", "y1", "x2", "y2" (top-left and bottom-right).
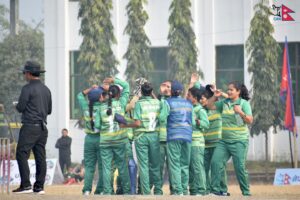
[
  {"x1": 34, "y1": 190, "x2": 45, "y2": 195},
  {"x1": 83, "y1": 191, "x2": 91, "y2": 196},
  {"x1": 33, "y1": 187, "x2": 45, "y2": 195}
]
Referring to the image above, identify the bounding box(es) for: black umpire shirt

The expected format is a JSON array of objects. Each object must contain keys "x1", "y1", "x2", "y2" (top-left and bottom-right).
[
  {"x1": 55, "y1": 136, "x2": 72, "y2": 158},
  {"x1": 16, "y1": 79, "x2": 52, "y2": 124}
]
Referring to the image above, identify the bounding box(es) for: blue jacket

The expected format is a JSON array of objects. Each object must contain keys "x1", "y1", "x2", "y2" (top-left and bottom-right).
[{"x1": 165, "y1": 97, "x2": 193, "y2": 142}]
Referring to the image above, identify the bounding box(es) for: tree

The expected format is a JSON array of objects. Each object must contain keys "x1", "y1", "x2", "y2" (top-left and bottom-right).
[
  {"x1": 246, "y1": 0, "x2": 282, "y2": 165},
  {"x1": 0, "y1": 22, "x2": 44, "y2": 120},
  {"x1": 0, "y1": 4, "x2": 9, "y2": 40},
  {"x1": 78, "y1": 0, "x2": 118, "y2": 84},
  {"x1": 123, "y1": 0, "x2": 153, "y2": 88},
  {"x1": 168, "y1": 0, "x2": 201, "y2": 86}
]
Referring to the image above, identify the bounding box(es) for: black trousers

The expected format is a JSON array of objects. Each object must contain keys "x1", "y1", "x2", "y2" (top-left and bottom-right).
[
  {"x1": 16, "y1": 124, "x2": 48, "y2": 189},
  {"x1": 59, "y1": 155, "x2": 71, "y2": 174}
]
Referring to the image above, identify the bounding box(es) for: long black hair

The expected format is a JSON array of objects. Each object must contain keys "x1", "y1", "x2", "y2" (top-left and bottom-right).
[
  {"x1": 89, "y1": 102, "x2": 95, "y2": 130},
  {"x1": 87, "y1": 88, "x2": 104, "y2": 129},
  {"x1": 229, "y1": 81, "x2": 250, "y2": 101},
  {"x1": 107, "y1": 85, "x2": 121, "y2": 116},
  {"x1": 188, "y1": 87, "x2": 202, "y2": 102},
  {"x1": 141, "y1": 82, "x2": 153, "y2": 96}
]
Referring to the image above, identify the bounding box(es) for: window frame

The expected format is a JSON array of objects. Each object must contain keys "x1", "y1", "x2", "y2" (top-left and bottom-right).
[{"x1": 215, "y1": 44, "x2": 245, "y2": 91}]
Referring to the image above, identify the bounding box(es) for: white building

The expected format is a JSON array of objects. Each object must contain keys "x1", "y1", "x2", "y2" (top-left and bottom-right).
[{"x1": 44, "y1": 0, "x2": 300, "y2": 163}]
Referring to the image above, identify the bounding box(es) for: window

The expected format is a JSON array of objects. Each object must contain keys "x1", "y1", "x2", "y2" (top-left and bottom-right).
[
  {"x1": 70, "y1": 51, "x2": 89, "y2": 119},
  {"x1": 215, "y1": 45, "x2": 244, "y2": 91},
  {"x1": 149, "y1": 47, "x2": 171, "y2": 93},
  {"x1": 278, "y1": 42, "x2": 300, "y2": 115}
]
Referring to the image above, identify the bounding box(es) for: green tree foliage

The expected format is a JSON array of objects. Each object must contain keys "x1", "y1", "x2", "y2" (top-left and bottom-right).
[
  {"x1": 0, "y1": 16, "x2": 44, "y2": 119},
  {"x1": 123, "y1": 0, "x2": 153, "y2": 88},
  {"x1": 168, "y1": 0, "x2": 201, "y2": 86},
  {"x1": 78, "y1": 0, "x2": 118, "y2": 84},
  {"x1": 246, "y1": 0, "x2": 282, "y2": 137},
  {"x1": 0, "y1": 4, "x2": 9, "y2": 39}
]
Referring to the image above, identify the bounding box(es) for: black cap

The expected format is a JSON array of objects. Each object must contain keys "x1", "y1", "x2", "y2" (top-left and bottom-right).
[{"x1": 21, "y1": 61, "x2": 46, "y2": 73}]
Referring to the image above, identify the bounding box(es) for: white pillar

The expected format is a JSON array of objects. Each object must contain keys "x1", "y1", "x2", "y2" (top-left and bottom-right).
[
  {"x1": 198, "y1": 0, "x2": 215, "y2": 84},
  {"x1": 192, "y1": 0, "x2": 200, "y2": 75},
  {"x1": 112, "y1": 0, "x2": 121, "y2": 78},
  {"x1": 243, "y1": 0, "x2": 254, "y2": 89},
  {"x1": 44, "y1": 0, "x2": 69, "y2": 158}
]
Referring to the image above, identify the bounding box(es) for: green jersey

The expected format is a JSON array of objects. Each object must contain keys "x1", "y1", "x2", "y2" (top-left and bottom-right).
[
  {"x1": 125, "y1": 113, "x2": 135, "y2": 141},
  {"x1": 215, "y1": 98, "x2": 252, "y2": 141},
  {"x1": 77, "y1": 92, "x2": 101, "y2": 134},
  {"x1": 99, "y1": 78, "x2": 130, "y2": 146},
  {"x1": 204, "y1": 109, "x2": 222, "y2": 148},
  {"x1": 159, "y1": 96, "x2": 169, "y2": 142},
  {"x1": 133, "y1": 96, "x2": 160, "y2": 138},
  {"x1": 192, "y1": 104, "x2": 209, "y2": 147}
]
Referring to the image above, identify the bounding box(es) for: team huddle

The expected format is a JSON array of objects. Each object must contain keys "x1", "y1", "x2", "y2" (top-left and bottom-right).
[{"x1": 78, "y1": 73, "x2": 253, "y2": 196}]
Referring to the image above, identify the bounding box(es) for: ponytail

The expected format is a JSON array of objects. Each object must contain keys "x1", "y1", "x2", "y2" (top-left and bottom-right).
[
  {"x1": 229, "y1": 81, "x2": 250, "y2": 101},
  {"x1": 240, "y1": 84, "x2": 250, "y2": 101},
  {"x1": 106, "y1": 85, "x2": 120, "y2": 116},
  {"x1": 107, "y1": 91, "x2": 113, "y2": 116},
  {"x1": 86, "y1": 87, "x2": 104, "y2": 129},
  {"x1": 204, "y1": 84, "x2": 214, "y2": 98},
  {"x1": 89, "y1": 102, "x2": 95, "y2": 130}
]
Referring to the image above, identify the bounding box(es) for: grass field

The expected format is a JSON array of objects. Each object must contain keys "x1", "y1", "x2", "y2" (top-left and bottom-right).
[{"x1": 1, "y1": 184, "x2": 300, "y2": 200}]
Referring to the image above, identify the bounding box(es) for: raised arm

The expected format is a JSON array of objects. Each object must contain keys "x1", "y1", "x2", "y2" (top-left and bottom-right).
[
  {"x1": 77, "y1": 85, "x2": 97, "y2": 111},
  {"x1": 110, "y1": 78, "x2": 130, "y2": 109},
  {"x1": 185, "y1": 73, "x2": 199, "y2": 98},
  {"x1": 126, "y1": 95, "x2": 139, "y2": 112},
  {"x1": 120, "y1": 101, "x2": 141, "y2": 128}
]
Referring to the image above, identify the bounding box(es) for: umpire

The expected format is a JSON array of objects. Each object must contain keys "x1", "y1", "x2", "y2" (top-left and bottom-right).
[{"x1": 13, "y1": 61, "x2": 52, "y2": 194}]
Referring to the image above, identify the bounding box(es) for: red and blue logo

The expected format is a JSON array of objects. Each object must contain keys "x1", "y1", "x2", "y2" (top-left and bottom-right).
[{"x1": 272, "y1": 4, "x2": 295, "y2": 21}]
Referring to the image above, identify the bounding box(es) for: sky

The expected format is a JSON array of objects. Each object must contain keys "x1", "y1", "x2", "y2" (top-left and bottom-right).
[{"x1": 0, "y1": 0, "x2": 44, "y2": 30}]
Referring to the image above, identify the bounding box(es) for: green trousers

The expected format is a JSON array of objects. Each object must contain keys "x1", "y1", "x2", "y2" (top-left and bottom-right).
[
  {"x1": 135, "y1": 133, "x2": 162, "y2": 195},
  {"x1": 189, "y1": 146, "x2": 206, "y2": 195},
  {"x1": 115, "y1": 142, "x2": 136, "y2": 195},
  {"x1": 167, "y1": 140, "x2": 191, "y2": 195},
  {"x1": 211, "y1": 140, "x2": 250, "y2": 196},
  {"x1": 159, "y1": 142, "x2": 173, "y2": 194},
  {"x1": 100, "y1": 143, "x2": 130, "y2": 195},
  {"x1": 82, "y1": 134, "x2": 103, "y2": 194},
  {"x1": 204, "y1": 147, "x2": 228, "y2": 194}
]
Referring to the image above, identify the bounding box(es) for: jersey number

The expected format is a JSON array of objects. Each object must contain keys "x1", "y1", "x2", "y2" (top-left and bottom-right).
[{"x1": 148, "y1": 112, "x2": 157, "y2": 131}]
